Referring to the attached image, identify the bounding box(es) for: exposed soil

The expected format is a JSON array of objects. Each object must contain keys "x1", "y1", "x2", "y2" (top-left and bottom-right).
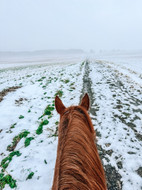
[
  {"x1": 0, "y1": 86, "x2": 21, "y2": 102},
  {"x1": 15, "y1": 97, "x2": 28, "y2": 106},
  {"x1": 81, "y1": 61, "x2": 122, "y2": 190},
  {"x1": 136, "y1": 167, "x2": 142, "y2": 178}
]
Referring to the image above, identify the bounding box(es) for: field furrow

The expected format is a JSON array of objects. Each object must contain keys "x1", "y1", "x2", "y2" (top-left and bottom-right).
[
  {"x1": 0, "y1": 62, "x2": 85, "y2": 190},
  {"x1": 89, "y1": 61, "x2": 142, "y2": 190},
  {"x1": 0, "y1": 59, "x2": 142, "y2": 190}
]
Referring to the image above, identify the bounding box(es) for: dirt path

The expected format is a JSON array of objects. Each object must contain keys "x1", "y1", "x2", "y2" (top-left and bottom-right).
[
  {"x1": 81, "y1": 61, "x2": 122, "y2": 190},
  {"x1": 81, "y1": 61, "x2": 142, "y2": 189}
]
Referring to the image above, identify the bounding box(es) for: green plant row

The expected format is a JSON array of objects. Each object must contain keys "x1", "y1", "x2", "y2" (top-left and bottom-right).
[
  {"x1": 7, "y1": 131, "x2": 30, "y2": 152},
  {"x1": 24, "y1": 137, "x2": 34, "y2": 147},
  {"x1": 1, "y1": 151, "x2": 21, "y2": 170},
  {"x1": 36, "y1": 120, "x2": 49, "y2": 135},
  {"x1": 0, "y1": 173, "x2": 16, "y2": 189},
  {"x1": 36, "y1": 90, "x2": 63, "y2": 135}
]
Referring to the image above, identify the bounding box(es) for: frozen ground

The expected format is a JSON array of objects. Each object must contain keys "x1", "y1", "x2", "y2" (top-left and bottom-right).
[
  {"x1": 89, "y1": 61, "x2": 142, "y2": 190},
  {"x1": 0, "y1": 53, "x2": 142, "y2": 190},
  {"x1": 93, "y1": 51, "x2": 142, "y2": 86},
  {"x1": 0, "y1": 61, "x2": 85, "y2": 189}
]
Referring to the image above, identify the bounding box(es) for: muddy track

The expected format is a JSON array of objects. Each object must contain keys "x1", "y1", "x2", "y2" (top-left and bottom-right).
[{"x1": 81, "y1": 61, "x2": 122, "y2": 190}]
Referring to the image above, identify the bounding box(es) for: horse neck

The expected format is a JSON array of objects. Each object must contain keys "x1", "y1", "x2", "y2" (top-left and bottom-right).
[
  {"x1": 52, "y1": 107, "x2": 107, "y2": 190},
  {"x1": 56, "y1": 108, "x2": 95, "y2": 178}
]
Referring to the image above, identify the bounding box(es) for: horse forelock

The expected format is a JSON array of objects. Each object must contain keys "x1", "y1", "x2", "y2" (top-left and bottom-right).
[{"x1": 59, "y1": 106, "x2": 95, "y2": 135}]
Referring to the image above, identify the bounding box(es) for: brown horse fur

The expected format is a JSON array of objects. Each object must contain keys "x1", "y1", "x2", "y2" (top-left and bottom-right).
[{"x1": 52, "y1": 93, "x2": 107, "y2": 190}]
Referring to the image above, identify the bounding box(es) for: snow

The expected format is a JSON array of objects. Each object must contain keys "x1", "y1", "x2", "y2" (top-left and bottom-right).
[
  {"x1": 93, "y1": 52, "x2": 142, "y2": 86},
  {"x1": 0, "y1": 61, "x2": 84, "y2": 189},
  {"x1": 89, "y1": 59, "x2": 142, "y2": 190},
  {"x1": 0, "y1": 52, "x2": 86, "y2": 69},
  {"x1": 0, "y1": 52, "x2": 142, "y2": 190}
]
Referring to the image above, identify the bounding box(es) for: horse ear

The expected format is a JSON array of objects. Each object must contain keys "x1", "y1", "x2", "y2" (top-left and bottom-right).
[
  {"x1": 55, "y1": 96, "x2": 66, "y2": 115},
  {"x1": 80, "y1": 93, "x2": 90, "y2": 111}
]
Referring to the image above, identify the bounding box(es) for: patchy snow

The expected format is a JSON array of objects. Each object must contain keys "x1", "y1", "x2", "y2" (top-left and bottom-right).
[
  {"x1": 0, "y1": 53, "x2": 142, "y2": 190},
  {"x1": 89, "y1": 60, "x2": 142, "y2": 190},
  {"x1": 0, "y1": 61, "x2": 85, "y2": 189},
  {"x1": 93, "y1": 52, "x2": 142, "y2": 86}
]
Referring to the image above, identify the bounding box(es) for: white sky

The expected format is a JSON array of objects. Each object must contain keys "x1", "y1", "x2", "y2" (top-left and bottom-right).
[{"x1": 0, "y1": 0, "x2": 142, "y2": 51}]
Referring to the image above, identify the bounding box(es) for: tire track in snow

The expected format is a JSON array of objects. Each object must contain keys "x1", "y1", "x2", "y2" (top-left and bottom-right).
[{"x1": 81, "y1": 61, "x2": 122, "y2": 190}]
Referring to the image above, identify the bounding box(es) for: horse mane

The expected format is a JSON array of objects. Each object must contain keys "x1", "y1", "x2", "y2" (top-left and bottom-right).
[{"x1": 52, "y1": 105, "x2": 107, "y2": 190}]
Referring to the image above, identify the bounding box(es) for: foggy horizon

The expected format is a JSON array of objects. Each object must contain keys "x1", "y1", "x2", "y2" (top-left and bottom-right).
[{"x1": 0, "y1": 0, "x2": 142, "y2": 52}]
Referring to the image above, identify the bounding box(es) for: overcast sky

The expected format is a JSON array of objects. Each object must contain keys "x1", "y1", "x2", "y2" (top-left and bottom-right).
[{"x1": 0, "y1": 0, "x2": 142, "y2": 52}]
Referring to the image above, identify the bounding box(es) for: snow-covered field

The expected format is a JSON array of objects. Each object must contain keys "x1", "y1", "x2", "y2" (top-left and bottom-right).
[
  {"x1": 89, "y1": 62, "x2": 142, "y2": 190},
  {"x1": 94, "y1": 52, "x2": 142, "y2": 86},
  {"x1": 0, "y1": 53, "x2": 142, "y2": 190},
  {"x1": 0, "y1": 61, "x2": 85, "y2": 189}
]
